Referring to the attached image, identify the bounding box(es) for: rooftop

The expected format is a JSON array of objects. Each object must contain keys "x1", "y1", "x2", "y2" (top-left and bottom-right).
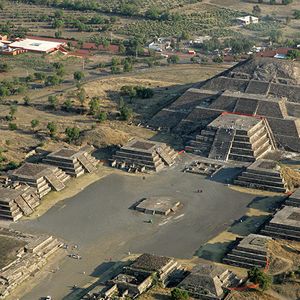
[
  {"x1": 9, "y1": 38, "x2": 64, "y2": 52},
  {"x1": 130, "y1": 253, "x2": 173, "y2": 272},
  {"x1": 209, "y1": 113, "x2": 261, "y2": 131},
  {"x1": 47, "y1": 148, "x2": 79, "y2": 159},
  {"x1": 0, "y1": 187, "x2": 23, "y2": 203},
  {"x1": 238, "y1": 234, "x2": 272, "y2": 253},
  {"x1": 123, "y1": 139, "x2": 164, "y2": 154},
  {"x1": 270, "y1": 206, "x2": 300, "y2": 228},
  {"x1": 248, "y1": 159, "x2": 280, "y2": 174},
  {"x1": 10, "y1": 163, "x2": 54, "y2": 179}
]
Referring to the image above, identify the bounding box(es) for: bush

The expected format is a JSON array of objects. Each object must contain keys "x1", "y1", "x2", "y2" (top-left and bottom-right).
[
  {"x1": 74, "y1": 71, "x2": 85, "y2": 81},
  {"x1": 120, "y1": 105, "x2": 133, "y2": 120},
  {"x1": 97, "y1": 111, "x2": 107, "y2": 123},
  {"x1": 171, "y1": 288, "x2": 189, "y2": 300},
  {"x1": 31, "y1": 119, "x2": 39, "y2": 130},
  {"x1": 8, "y1": 123, "x2": 17, "y2": 130},
  {"x1": 167, "y1": 55, "x2": 180, "y2": 64},
  {"x1": 248, "y1": 267, "x2": 272, "y2": 291},
  {"x1": 47, "y1": 121, "x2": 57, "y2": 138},
  {"x1": 65, "y1": 127, "x2": 81, "y2": 143}
]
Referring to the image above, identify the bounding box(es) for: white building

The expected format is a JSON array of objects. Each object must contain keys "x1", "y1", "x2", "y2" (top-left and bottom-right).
[
  {"x1": 148, "y1": 42, "x2": 163, "y2": 52},
  {"x1": 237, "y1": 16, "x2": 259, "y2": 26},
  {"x1": 9, "y1": 38, "x2": 65, "y2": 53}
]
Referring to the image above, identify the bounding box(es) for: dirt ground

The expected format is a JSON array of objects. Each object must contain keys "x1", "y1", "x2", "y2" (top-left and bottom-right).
[
  {"x1": 0, "y1": 63, "x2": 229, "y2": 169},
  {"x1": 0, "y1": 235, "x2": 26, "y2": 269}
]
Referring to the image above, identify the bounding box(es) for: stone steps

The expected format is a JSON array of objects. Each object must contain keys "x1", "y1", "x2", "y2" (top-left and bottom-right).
[
  {"x1": 260, "y1": 227, "x2": 300, "y2": 242},
  {"x1": 45, "y1": 173, "x2": 65, "y2": 192},
  {"x1": 223, "y1": 258, "x2": 265, "y2": 269},
  {"x1": 235, "y1": 174, "x2": 284, "y2": 188},
  {"x1": 228, "y1": 153, "x2": 256, "y2": 162},
  {"x1": 234, "y1": 179, "x2": 286, "y2": 192}
]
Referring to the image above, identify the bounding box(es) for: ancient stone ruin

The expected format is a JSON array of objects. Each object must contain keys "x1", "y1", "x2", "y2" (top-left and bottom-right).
[
  {"x1": 223, "y1": 234, "x2": 272, "y2": 269},
  {"x1": 0, "y1": 184, "x2": 40, "y2": 221},
  {"x1": 285, "y1": 189, "x2": 300, "y2": 207},
  {"x1": 234, "y1": 159, "x2": 288, "y2": 193},
  {"x1": 0, "y1": 228, "x2": 62, "y2": 299},
  {"x1": 186, "y1": 113, "x2": 275, "y2": 163},
  {"x1": 9, "y1": 162, "x2": 70, "y2": 197},
  {"x1": 261, "y1": 205, "x2": 300, "y2": 241},
  {"x1": 150, "y1": 57, "x2": 300, "y2": 153},
  {"x1": 43, "y1": 146, "x2": 98, "y2": 177},
  {"x1": 111, "y1": 139, "x2": 177, "y2": 172},
  {"x1": 178, "y1": 263, "x2": 241, "y2": 300},
  {"x1": 135, "y1": 196, "x2": 181, "y2": 216}
]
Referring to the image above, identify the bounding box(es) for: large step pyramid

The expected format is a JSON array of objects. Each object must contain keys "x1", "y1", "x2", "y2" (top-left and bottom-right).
[
  {"x1": 111, "y1": 139, "x2": 177, "y2": 172},
  {"x1": 186, "y1": 113, "x2": 276, "y2": 163}
]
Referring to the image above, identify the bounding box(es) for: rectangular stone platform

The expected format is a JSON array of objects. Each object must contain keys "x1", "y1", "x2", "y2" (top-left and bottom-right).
[
  {"x1": 260, "y1": 206, "x2": 300, "y2": 241},
  {"x1": 43, "y1": 146, "x2": 98, "y2": 177},
  {"x1": 111, "y1": 139, "x2": 177, "y2": 172},
  {"x1": 223, "y1": 234, "x2": 272, "y2": 269},
  {"x1": 135, "y1": 197, "x2": 180, "y2": 216}
]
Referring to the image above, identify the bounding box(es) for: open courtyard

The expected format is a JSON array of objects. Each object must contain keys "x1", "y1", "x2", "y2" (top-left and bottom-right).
[{"x1": 9, "y1": 154, "x2": 265, "y2": 300}]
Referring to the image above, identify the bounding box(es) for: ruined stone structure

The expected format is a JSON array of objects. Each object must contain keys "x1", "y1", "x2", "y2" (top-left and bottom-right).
[
  {"x1": 98, "y1": 253, "x2": 179, "y2": 299},
  {"x1": 150, "y1": 58, "x2": 300, "y2": 153},
  {"x1": 43, "y1": 146, "x2": 98, "y2": 177},
  {"x1": 0, "y1": 184, "x2": 40, "y2": 221},
  {"x1": 178, "y1": 264, "x2": 241, "y2": 300},
  {"x1": 234, "y1": 159, "x2": 288, "y2": 192},
  {"x1": 111, "y1": 139, "x2": 177, "y2": 172},
  {"x1": 223, "y1": 234, "x2": 272, "y2": 269},
  {"x1": 9, "y1": 163, "x2": 70, "y2": 197},
  {"x1": 261, "y1": 206, "x2": 300, "y2": 241},
  {"x1": 135, "y1": 197, "x2": 181, "y2": 216},
  {"x1": 285, "y1": 189, "x2": 300, "y2": 207},
  {"x1": 186, "y1": 113, "x2": 275, "y2": 163},
  {"x1": 0, "y1": 229, "x2": 62, "y2": 299}
]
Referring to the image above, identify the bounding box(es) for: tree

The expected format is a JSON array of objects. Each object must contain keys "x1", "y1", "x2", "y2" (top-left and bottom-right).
[
  {"x1": 65, "y1": 127, "x2": 81, "y2": 143},
  {"x1": 74, "y1": 71, "x2": 85, "y2": 82},
  {"x1": 287, "y1": 49, "x2": 300, "y2": 59},
  {"x1": 8, "y1": 123, "x2": 17, "y2": 131},
  {"x1": 23, "y1": 95, "x2": 31, "y2": 106},
  {"x1": 167, "y1": 55, "x2": 180, "y2": 64},
  {"x1": 252, "y1": 5, "x2": 261, "y2": 16},
  {"x1": 45, "y1": 74, "x2": 62, "y2": 86},
  {"x1": 269, "y1": 29, "x2": 283, "y2": 43},
  {"x1": 294, "y1": 10, "x2": 300, "y2": 19},
  {"x1": 48, "y1": 95, "x2": 58, "y2": 109},
  {"x1": 171, "y1": 288, "x2": 189, "y2": 300},
  {"x1": 31, "y1": 119, "x2": 39, "y2": 130},
  {"x1": 89, "y1": 97, "x2": 100, "y2": 115},
  {"x1": 47, "y1": 122, "x2": 57, "y2": 138},
  {"x1": 120, "y1": 105, "x2": 133, "y2": 121},
  {"x1": 248, "y1": 267, "x2": 272, "y2": 291},
  {"x1": 0, "y1": 63, "x2": 9, "y2": 73},
  {"x1": 123, "y1": 60, "x2": 133, "y2": 72},
  {"x1": 9, "y1": 105, "x2": 17, "y2": 119},
  {"x1": 135, "y1": 86, "x2": 154, "y2": 99},
  {"x1": 111, "y1": 65, "x2": 121, "y2": 74},
  {"x1": 97, "y1": 111, "x2": 107, "y2": 123},
  {"x1": 63, "y1": 98, "x2": 73, "y2": 112},
  {"x1": 77, "y1": 88, "x2": 86, "y2": 106}
]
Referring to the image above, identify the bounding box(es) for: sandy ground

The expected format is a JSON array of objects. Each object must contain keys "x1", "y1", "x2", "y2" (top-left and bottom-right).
[{"x1": 7, "y1": 153, "x2": 260, "y2": 300}]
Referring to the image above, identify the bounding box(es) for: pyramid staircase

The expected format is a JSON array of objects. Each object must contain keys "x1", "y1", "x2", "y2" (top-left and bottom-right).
[{"x1": 77, "y1": 154, "x2": 97, "y2": 173}]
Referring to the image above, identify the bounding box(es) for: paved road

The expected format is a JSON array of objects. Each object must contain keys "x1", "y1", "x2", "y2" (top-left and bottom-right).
[{"x1": 13, "y1": 156, "x2": 255, "y2": 300}]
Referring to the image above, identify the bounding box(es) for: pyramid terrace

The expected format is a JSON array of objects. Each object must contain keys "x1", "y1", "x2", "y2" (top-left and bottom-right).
[
  {"x1": 234, "y1": 159, "x2": 288, "y2": 193},
  {"x1": 0, "y1": 185, "x2": 40, "y2": 221},
  {"x1": 111, "y1": 139, "x2": 177, "y2": 172},
  {"x1": 43, "y1": 146, "x2": 98, "y2": 177},
  {"x1": 9, "y1": 163, "x2": 70, "y2": 197},
  {"x1": 261, "y1": 206, "x2": 300, "y2": 241},
  {"x1": 223, "y1": 234, "x2": 272, "y2": 269}
]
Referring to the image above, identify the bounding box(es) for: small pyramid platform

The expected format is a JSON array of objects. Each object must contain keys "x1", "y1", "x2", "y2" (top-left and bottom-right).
[
  {"x1": 223, "y1": 234, "x2": 272, "y2": 269},
  {"x1": 260, "y1": 206, "x2": 300, "y2": 241},
  {"x1": 285, "y1": 189, "x2": 300, "y2": 207},
  {"x1": 43, "y1": 146, "x2": 98, "y2": 177},
  {"x1": 186, "y1": 113, "x2": 275, "y2": 163},
  {"x1": 0, "y1": 184, "x2": 40, "y2": 221},
  {"x1": 234, "y1": 159, "x2": 288, "y2": 193},
  {"x1": 9, "y1": 163, "x2": 70, "y2": 197},
  {"x1": 111, "y1": 139, "x2": 177, "y2": 172}
]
